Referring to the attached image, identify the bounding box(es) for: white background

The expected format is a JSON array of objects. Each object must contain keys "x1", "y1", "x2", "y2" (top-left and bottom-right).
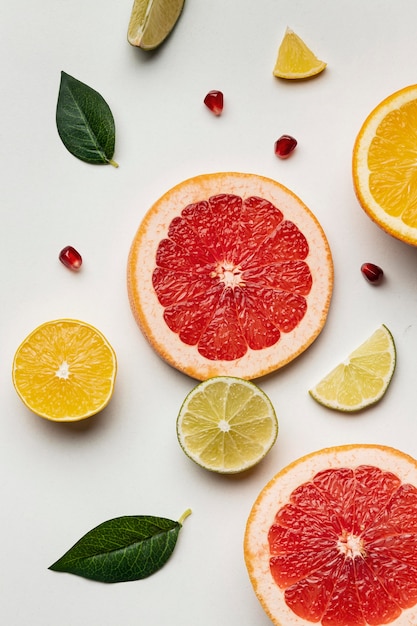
[{"x1": 2, "y1": 0, "x2": 417, "y2": 624}]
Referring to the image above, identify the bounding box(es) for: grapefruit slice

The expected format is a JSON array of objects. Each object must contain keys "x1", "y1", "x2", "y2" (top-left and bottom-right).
[
  {"x1": 244, "y1": 444, "x2": 417, "y2": 626},
  {"x1": 127, "y1": 172, "x2": 333, "y2": 380}
]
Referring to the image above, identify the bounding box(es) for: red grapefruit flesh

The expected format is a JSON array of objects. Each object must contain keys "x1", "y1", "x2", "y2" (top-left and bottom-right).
[
  {"x1": 127, "y1": 172, "x2": 333, "y2": 380},
  {"x1": 244, "y1": 444, "x2": 417, "y2": 626}
]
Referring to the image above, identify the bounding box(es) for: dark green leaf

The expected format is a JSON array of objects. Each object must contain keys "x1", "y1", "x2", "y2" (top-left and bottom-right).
[
  {"x1": 49, "y1": 510, "x2": 191, "y2": 583},
  {"x1": 56, "y1": 71, "x2": 118, "y2": 167}
]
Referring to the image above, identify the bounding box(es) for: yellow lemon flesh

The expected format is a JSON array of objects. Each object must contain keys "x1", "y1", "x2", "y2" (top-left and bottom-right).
[{"x1": 273, "y1": 27, "x2": 326, "y2": 79}]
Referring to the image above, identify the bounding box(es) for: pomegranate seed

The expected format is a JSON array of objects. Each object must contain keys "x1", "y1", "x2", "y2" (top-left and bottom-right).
[
  {"x1": 274, "y1": 134, "x2": 297, "y2": 159},
  {"x1": 361, "y1": 262, "x2": 383, "y2": 285},
  {"x1": 59, "y1": 246, "x2": 82, "y2": 271},
  {"x1": 204, "y1": 90, "x2": 224, "y2": 116}
]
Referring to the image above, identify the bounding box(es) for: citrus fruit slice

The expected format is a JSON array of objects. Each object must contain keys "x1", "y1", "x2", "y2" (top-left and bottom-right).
[
  {"x1": 245, "y1": 444, "x2": 417, "y2": 626},
  {"x1": 353, "y1": 84, "x2": 417, "y2": 246},
  {"x1": 127, "y1": 0, "x2": 185, "y2": 50},
  {"x1": 12, "y1": 319, "x2": 117, "y2": 422},
  {"x1": 127, "y1": 172, "x2": 333, "y2": 380},
  {"x1": 176, "y1": 376, "x2": 278, "y2": 474},
  {"x1": 309, "y1": 324, "x2": 396, "y2": 412},
  {"x1": 273, "y1": 28, "x2": 327, "y2": 79}
]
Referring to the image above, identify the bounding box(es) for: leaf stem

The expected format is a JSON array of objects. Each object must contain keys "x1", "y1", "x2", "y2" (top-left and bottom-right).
[
  {"x1": 178, "y1": 508, "x2": 192, "y2": 525},
  {"x1": 108, "y1": 158, "x2": 119, "y2": 168}
]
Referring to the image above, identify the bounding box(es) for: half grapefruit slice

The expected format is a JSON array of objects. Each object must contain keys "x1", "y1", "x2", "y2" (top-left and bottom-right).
[
  {"x1": 127, "y1": 172, "x2": 333, "y2": 380},
  {"x1": 244, "y1": 444, "x2": 417, "y2": 626}
]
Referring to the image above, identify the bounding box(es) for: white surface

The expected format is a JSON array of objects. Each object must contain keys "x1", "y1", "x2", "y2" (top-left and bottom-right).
[{"x1": 2, "y1": 1, "x2": 417, "y2": 624}]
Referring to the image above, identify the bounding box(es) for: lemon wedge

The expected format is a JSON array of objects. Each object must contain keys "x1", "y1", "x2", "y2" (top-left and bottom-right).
[{"x1": 273, "y1": 27, "x2": 326, "y2": 79}]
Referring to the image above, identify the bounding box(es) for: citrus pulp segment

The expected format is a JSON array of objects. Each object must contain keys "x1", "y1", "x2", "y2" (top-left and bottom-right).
[
  {"x1": 12, "y1": 319, "x2": 117, "y2": 422},
  {"x1": 309, "y1": 324, "x2": 396, "y2": 412},
  {"x1": 273, "y1": 28, "x2": 327, "y2": 80},
  {"x1": 353, "y1": 84, "x2": 417, "y2": 246},
  {"x1": 176, "y1": 376, "x2": 278, "y2": 474},
  {"x1": 127, "y1": 0, "x2": 185, "y2": 50},
  {"x1": 244, "y1": 444, "x2": 417, "y2": 626},
  {"x1": 127, "y1": 172, "x2": 333, "y2": 380}
]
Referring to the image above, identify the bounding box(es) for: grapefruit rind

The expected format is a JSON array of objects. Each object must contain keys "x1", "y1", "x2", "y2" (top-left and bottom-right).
[
  {"x1": 308, "y1": 324, "x2": 396, "y2": 412},
  {"x1": 244, "y1": 444, "x2": 417, "y2": 626},
  {"x1": 353, "y1": 84, "x2": 417, "y2": 246},
  {"x1": 176, "y1": 376, "x2": 278, "y2": 474},
  {"x1": 127, "y1": 172, "x2": 333, "y2": 381}
]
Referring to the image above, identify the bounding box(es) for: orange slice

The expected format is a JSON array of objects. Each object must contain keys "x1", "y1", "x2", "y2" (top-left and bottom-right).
[
  {"x1": 127, "y1": 172, "x2": 333, "y2": 380},
  {"x1": 245, "y1": 444, "x2": 417, "y2": 626},
  {"x1": 353, "y1": 84, "x2": 417, "y2": 246},
  {"x1": 12, "y1": 319, "x2": 117, "y2": 422}
]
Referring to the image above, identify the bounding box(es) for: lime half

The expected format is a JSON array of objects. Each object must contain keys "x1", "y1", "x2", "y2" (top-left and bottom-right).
[{"x1": 177, "y1": 376, "x2": 278, "y2": 474}]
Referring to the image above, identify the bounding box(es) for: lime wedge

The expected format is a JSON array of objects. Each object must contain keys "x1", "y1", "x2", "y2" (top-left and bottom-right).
[
  {"x1": 176, "y1": 377, "x2": 278, "y2": 474},
  {"x1": 127, "y1": 0, "x2": 185, "y2": 50},
  {"x1": 309, "y1": 324, "x2": 396, "y2": 412}
]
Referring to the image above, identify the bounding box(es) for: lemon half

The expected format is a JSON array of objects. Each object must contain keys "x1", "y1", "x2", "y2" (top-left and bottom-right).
[{"x1": 12, "y1": 319, "x2": 117, "y2": 422}]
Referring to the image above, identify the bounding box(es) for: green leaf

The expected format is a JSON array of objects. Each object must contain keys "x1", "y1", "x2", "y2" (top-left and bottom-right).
[
  {"x1": 56, "y1": 71, "x2": 118, "y2": 167},
  {"x1": 49, "y1": 509, "x2": 191, "y2": 583}
]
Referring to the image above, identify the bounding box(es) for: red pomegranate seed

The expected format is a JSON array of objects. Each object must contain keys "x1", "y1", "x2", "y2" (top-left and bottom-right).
[
  {"x1": 204, "y1": 90, "x2": 224, "y2": 116},
  {"x1": 361, "y1": 262, "x2": 383, "y2": 284},
  {"x1": 59, "y1": 246, "x2": 82, "y2": 271},
  {"x1": 274, "y1": 135, "x2": 297, "y2": 159}
]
